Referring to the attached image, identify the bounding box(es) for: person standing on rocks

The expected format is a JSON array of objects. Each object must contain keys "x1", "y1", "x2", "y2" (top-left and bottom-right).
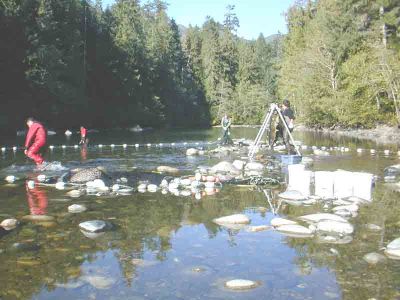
[
  {"x1": 221, "y1": 114, "x2": 232, "y2": 145},
  {"x1": 24, "y1": 117, "x2": 47, "y2": 167},
  {"x1": 79, "y1": 126, "x2": 88, "y2": 145}
]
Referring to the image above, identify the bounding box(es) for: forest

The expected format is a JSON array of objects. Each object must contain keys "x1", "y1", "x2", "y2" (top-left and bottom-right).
[{"x1": 0, "y1": 0, "x2": 399, "y2": 133}]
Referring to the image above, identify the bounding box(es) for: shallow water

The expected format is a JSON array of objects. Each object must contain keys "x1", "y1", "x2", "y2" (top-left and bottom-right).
[{"x1": 1, "y1": 128, "x2": 400, "y2": 300}]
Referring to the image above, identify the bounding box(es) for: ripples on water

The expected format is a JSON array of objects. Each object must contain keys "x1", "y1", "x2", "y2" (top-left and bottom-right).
[{"x1": 0, "y1": 128, "x2": 400, "y2": 300}]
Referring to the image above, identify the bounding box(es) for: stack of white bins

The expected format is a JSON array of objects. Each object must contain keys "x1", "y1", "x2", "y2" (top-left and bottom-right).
[
  {"x1": 288, "y1": 164, "x2": 312, "y2": 197},
  {"x1": 314, "y1": 171, "x2": 335, "y2": 199}
]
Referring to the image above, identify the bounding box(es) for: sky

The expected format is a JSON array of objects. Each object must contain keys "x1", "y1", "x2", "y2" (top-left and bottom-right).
[{"x1": 102, "y1": 0, "x2": 295, "y2": 40}]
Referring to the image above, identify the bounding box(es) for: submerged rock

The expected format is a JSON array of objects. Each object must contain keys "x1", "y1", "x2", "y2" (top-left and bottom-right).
[
  {"x1": 213, "y1": 214, "x2": 250, "y2": 225},
  {"x1": 246, "y1": 225, "x2": 271, "y2": 232},
  {"x1": 276, "y1": 224, "x2": 313, "y2": 237},
  {"x1": 68, "y1": 204, "x2": 87, "y2": 213},
  {"x1": 1, "y1": 218, "x2": 18, "y2": 230},
  {"x1": 278, "y1": 190, "x2": 307, "y2": 201},
  {"x1": 156, "y1": 166, "x2": 179, "y2": 174},
  {"x1": 299, "y1": 213, "x2": 347, "y2": 224},
  {"x1": 79, "y1": 220, "x2": 107, "y2": 233},
  {"x1": 82, "y1": 275, "x2": 115, "y2": 289},
  {"x1": 22, "y1": 215, "x2": 55, "y2": 222},
  {"x1": 270, "y1": 218, "x2": 297, "y2": 227},
  {"x1": 363, "y1": 252, "x2": 386, "y2": 264},
  {"x1": 316, "y1": 220, "x2": 354, "y2": 235},
  {"x1": 210, "y1": 161, "x2": 240, "y2": 175},
  {"x1": 225, "y1": 279, "x2": 259, "y2": 290}
]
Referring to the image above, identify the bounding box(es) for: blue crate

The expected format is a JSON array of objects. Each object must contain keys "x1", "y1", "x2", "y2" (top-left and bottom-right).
[{"x1": 280, "y1": 154, "x2": 302, "y2": 165}]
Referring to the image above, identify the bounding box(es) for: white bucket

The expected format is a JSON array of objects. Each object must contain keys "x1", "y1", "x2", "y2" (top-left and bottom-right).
[
  {"x1": 352, "y1": 172, "x2": 373, "y2": 201},
  {"x1": 314, "y1": 171, "x2": 334, "y2": 199},
  {"x1": 288, "y1": 165, "x2": 311, "y2": 197},
  {"x1": 334, "y1": 170, "x2": 354, "y2": 198}
]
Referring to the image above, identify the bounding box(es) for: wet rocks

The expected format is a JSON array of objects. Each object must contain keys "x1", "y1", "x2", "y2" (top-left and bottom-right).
[
  {"x1": 299, "y1": 213, "x2": 347, "y2": 224},
  {"x1": 316, "y1": 220, "x2": 354, "y2": 235},
  {"x1": 278, "y1": 190, "x2": 307, "y2": 201},
  {"x1": 156, "y1": 166, "x2": 179, "y2": 174},
  {"x1": 1, "y1": 218, "x2": 18, "y2": 230},
  {"x1": 79, "y1": 220, "x2": 107, "y2": 233},
  {"x1": 213, "y1": 214, "x2": 250, "y2": 225},
  {"x1": 271, "y1": 218, "x2": 297, "y2": 227},
  {"x1": 225, "y1": 279, "x2": 259, "y2": 290},
  {"x1": 363, "y1": 252, "x2": 386, "y2": 265},
  {"x1": 68, "y1": 204, "x2": 87, "y2": 213},
  {"x1": 186, "y1": 148, "x2": 199, "y2": 156},
  {"x1": 276, "y1": 224, "x2": 313, "y2": 237},
  {"x1": 210, "y1": 161, "x2": 240, "y2": 175}
]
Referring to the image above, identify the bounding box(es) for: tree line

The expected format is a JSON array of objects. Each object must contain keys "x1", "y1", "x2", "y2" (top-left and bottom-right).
[
  {"x1": 279, "y1": 0, "x2": 400, "y2": 128},
  {"x1": 1, "y1": 0, "x2": 398, "y2": 133}
]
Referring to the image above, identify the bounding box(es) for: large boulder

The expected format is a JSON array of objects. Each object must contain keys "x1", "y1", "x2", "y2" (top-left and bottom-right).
[{"x1": 210, "y1": 161, "x2": 240, "y2": 175}]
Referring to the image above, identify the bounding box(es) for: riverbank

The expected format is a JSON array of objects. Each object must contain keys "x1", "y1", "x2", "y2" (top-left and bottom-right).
[{"x1": 296, "y1": 125, "x2": 400, "y2": 145}]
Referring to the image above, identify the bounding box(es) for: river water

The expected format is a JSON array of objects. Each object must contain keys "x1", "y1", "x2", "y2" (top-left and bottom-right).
[{"x1": 0, "y1": 128, "x2": 400, "y2": 300}]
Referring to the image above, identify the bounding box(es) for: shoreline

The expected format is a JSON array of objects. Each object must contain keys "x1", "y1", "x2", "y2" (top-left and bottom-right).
[{"x1": 218, "y1": 124, "x2": 400, "y2": 145}]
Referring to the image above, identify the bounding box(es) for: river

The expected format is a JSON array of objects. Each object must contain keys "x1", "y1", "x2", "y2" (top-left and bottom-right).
[{"x1": 0, "y1": 128, "x2": 399, "y2": 300}]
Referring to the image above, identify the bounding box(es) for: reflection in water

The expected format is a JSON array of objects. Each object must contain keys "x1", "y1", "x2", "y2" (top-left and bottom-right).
[
  {"x1": 80, "y1": 144, "x2": 87, "y2": 161},
  {"x1": 0, "y1": 129, "x2": 399, "y2": 299},
  {"x1": 26, "y1": 182, "x2": 48, "y2": 215}
]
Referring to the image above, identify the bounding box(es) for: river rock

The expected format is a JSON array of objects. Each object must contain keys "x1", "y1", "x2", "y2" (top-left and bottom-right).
[
  {"x1": 363, "y1": 252, "x2": 386, "y2": 264},
  {"x1": 246, "y1": 225, "x2": 271, "y2": 232},
  {"x1": 366, "y1": 224, "x2": 382, "y2": 231},
  {"x1": 334, "y1": 210, "x2": 353, "y2": 218},
  {"x1": 278, "y1": 190, "x2": 307, "y2": 201},
  {"x1": 82, "y1": 275, "x2": 115, "y2": 289},
  {"x1": 147, "y1": 184, "x2": 158, "y2": 192},
  {"x1": 80, "y1": 230, "x2": 105, "y2": 239},
  {"x1": 67, "y1": 189, "x2": 84, "y2": 198},
  {"x1": 186, "y1": 148, "x2": 199, "y2": 156},
  {"x1": 313, "y1": 149, "x2": 330, "y2": 156},
  {"x1": 5, "y1": 175, "x2": 17, "y2": 183},
  {"x1": 299, "y1": 213, "x2": 347, "y2": 224},
  {"x1": 245, "y1": 162, "x2": 264, "y2": 171},
  {"x1": 210, "y1": 161, "x2": 240, "y2": 175},
  {"x1": 387, "y1": 237, "x2": 400, "y2": 250},
  {"x1": 79, "y1": 220, "x2": 107, "y2": 232},
  {"x1": 276, "y1": 224, "x2": 313, "y2": 236},
  {"x1": 333, "y1": 204, "x2": 359, "y2": 213},
  {"x1": 156, "y1": 166, "x2": 179, "y2": 174},
  {"x1": 232, "y1": 160, "x2": 246, "y2": 170},
  {"x1": 68, "y1": 204, "x2": 87, "y2": 213},
  {"x1": 1, "y1": 218, "x2": 18, "y2": 230},
  {"x1": 22, "y1": 215, "x2": 55, "y2": 222},
  {"x1": 270, "y1": 218, "x2": 297, "y2": 227},
  {"x1": 213, "y1": 214, "x2": 250, "y2": 225},
  {"x1": 316, "y1": 220, "x2": 354, "y2": 235},
  {"x1": 225, "y1": 279, "x2": 259, "y2": 290},
  {"x1": 316, "y1": 235, "x2": 353, "y2": 244},
  {"x1": 384, "y1": 249, "x2": 400, "y2": 259}
]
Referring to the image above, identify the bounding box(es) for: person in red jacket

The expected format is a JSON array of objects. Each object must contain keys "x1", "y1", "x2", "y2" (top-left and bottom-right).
[
  {"x1": 24, "y1": 117, "x2": 47, "y2": 166},
  {"x1": 79, "y1": 126, "x2": 87, "y2": 145}
]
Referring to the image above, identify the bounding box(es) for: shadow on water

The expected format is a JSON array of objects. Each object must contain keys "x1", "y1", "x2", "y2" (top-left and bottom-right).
[{"x1": 0, "y1": 128, "x2": 399, "y2": 299}]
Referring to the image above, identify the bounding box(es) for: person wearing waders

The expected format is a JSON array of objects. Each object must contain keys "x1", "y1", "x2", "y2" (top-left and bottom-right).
[
  {"x1": 281, "y1": 99, "x2": 295, "y2": 154},
  {"x1": 24, "y1": 117, "x2": 47, "y2": 168},
  {"x1": 79, "y1": 126, "x2": 87, "y2": 145},
  {"x1": 221, "y1": 114, "x2": 232, "y2": 145}
]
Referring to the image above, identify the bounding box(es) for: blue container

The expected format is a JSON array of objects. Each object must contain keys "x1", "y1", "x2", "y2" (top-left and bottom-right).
[{"x1": 280, "y1": 154, "x2": 302, "y2": 165}]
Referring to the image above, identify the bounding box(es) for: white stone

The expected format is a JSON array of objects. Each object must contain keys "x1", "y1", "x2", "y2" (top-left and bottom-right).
[
  {"x1": 363, "y1": 252, "x2": 386, "y2": 264},
  {"x1": 79, "y1": 220, "x2": 107, "y2": 232},
  {"x1": 27, "y1": 180, "x2": 35, "y2": 189},
  {"x1": 168, "y1": 182, "x2": 179, "y2": 190},
  {"x1": 214, "y1": 214, "x2": 250, "y2": 225},
  {"x1": 1, "y1": 218, "x2": 18, "y2": 229},
  {"x1": 180, "y1": 190, "x2": 191, "y2": 197},
  {"x1": 147, "y1": 184, "x2": 158, "y2": 192},
  {"x1": 138, "y1": 183, "x2": 147, "y2": 190},
  {"x1": 112, "y1": 184, "x2": 120, "y2": 191},
  {"x1": 225, "y1": 279, "x2": 258, "y2": 290},
  {"x1": 246, "y1": 225, "x2": 271, "y2": 232},
  {"x1": 5, "y1": 175, "x2": 16, "y2": 183},
  {"x1": 65, "y1": 130, "x2": 72, "y2": 136},
  {"x1": 384, "y1": 249, "x2": 400, "y2": 259},
  {"x1": 82, "y1": 275, "x2": 115, "y2": 289},
  {"x1": 67, "y1": 189, "x2": 84, "y2": 198},
  {"x1": 186, "y1": 148, "x2": 199, "y2": 156},
  {"x1": 68, "y1": 204, "x2": 87, "y2": 213},
  {"x1": 387, "y1": 237, "x2": 400, "y2": 250},
  {"x1": 157, "y1": 166, "x2": 179, "y2": 174},
  {"x1": 313, "y1": 149, "x2": 330, "y2": 156},
  {"x1": 278, "y1": 190, "x2": 307, "y2": 201},
  {"x1": 276, "y1": 224, "x2": 313, "y2": 236},
  {"x1": 180, "y1": 179, "x2": 192, "y2": 186},
  {"x1": 195, "y1": 172, "x2": 202, "y2": 181},
  {"x1": 299, "y1": 213, "x2": 348, "y2": 224},
  {"x1": 210, "y1": 161, "x2": 240, "y2": 175},
  {"x1": 55, "y1": 182, "x2": 65, "y2": 190},
  {"x1": 37, "y1": 174, "x2": 46, "y2": 182},
  {"x1": 333, "y1": 204, "x2": 359, "y2": 213},
  {"x1": 245, "y1": 162, "x2": 264, "y2": 171},
  {"x1": 270, "y1": 218, "x2": 298, "y2": 227},
  {"x1": 233, "y1": 160, "x2": 246, "y2": 170},
  {"x1": 316, "y1": 220, "x2": 354, "y2": 235}
]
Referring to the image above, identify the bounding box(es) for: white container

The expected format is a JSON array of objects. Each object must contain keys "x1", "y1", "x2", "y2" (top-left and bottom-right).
[
  {"x1": 352, "y1": 172, "x2": 373, "y2": 201},
  {"x1": 334, "y1": 170, "x2": 354, "y2": 198},
  {"x1": 288, "y1": 164, "x2": 311, "y2": 197},
  {"x1": 314, "y1": 171, "x2": 334, "y2": 199}
]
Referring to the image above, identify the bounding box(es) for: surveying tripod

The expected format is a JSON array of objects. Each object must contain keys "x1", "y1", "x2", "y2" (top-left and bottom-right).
[{"x1": 248, "y1": 103, "x2": 301, "y2": 160}]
